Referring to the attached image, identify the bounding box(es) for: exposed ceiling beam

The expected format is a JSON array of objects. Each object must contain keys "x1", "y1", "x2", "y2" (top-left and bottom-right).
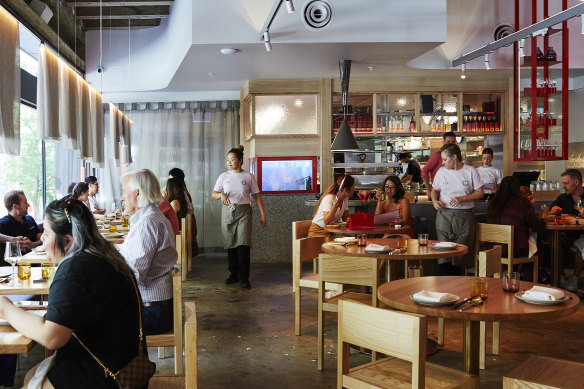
[
  {"x1": 77, "y1": 14, "x2": 168, "y2": 19},
  {"x1": 67, "y1": 1, "x2": 173, "y2": 7}
]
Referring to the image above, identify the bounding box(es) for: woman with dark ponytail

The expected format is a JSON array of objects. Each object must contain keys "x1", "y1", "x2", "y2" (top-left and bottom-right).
[
  {"x1": 0, "y1": 199, "x2": 142, "y2": 388},
  {"x1": 212, "y1": 145, "x2": 267, "y2": 289},
  {"x1": 308, "y1": 174, "x2": 355, "y2": 238}
]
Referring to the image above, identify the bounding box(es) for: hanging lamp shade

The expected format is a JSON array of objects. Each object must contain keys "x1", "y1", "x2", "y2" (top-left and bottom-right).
[
  {"x1": 331, "y1": 119, "x2": 359, "y2": 151},
  {"x1": 331, "y1": 60, "x2": 359, "y2": 151}
]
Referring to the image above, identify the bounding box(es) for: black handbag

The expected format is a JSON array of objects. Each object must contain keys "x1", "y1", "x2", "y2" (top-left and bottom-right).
[{"x1": 73, "y1": 277, "x2": 156, "y2": 389}]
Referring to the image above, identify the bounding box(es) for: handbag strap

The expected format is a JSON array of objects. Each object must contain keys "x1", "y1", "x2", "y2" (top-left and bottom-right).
[{"x1": 72, "y1": 276, "x2": 144, "y2": 379}]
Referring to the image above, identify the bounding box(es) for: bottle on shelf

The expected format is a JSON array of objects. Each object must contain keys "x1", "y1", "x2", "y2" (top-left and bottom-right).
[{"x1": 410, "y1": 115, "x2": 416, "y2": 132}]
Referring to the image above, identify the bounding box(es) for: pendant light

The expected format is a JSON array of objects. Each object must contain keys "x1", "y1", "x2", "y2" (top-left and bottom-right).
[{"x1": 331, "y1": 60, "x2": 359, "y2": 151}]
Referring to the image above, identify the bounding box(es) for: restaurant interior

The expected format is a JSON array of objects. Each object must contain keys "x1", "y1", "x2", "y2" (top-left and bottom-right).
[{"x1": 2, "y1": 0, "x2": 584, "y2": 387}]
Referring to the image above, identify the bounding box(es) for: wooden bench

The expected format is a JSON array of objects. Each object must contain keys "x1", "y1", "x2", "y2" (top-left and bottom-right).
[
  {"x1": 149, "y1": 301, "x2": 197, "y2": 389},
  {"x1": 503, "y1": 355, "x2": 584, "y2": 389}
]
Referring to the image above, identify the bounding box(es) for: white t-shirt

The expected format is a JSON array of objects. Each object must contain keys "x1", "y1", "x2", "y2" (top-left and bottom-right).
[
  {"x1": 311, "y1": 194, "x2": 349, "y2": 228},
  {"x1": 432, "y1": 165, "x2": 483, "y2": 209},
  {"x1": 213, "y1": 170, "x2": 260, "y2": 205},
  {"x1": 476, "y1": 166, "x2": 502, "y2": 194},
  {"x1": 88, "y1": 195, "x2": 101, "y2": 213}
]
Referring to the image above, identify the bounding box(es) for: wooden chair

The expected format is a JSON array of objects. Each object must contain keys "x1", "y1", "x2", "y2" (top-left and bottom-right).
[
  {"x1": 477, "y1": 245, "x2": 502, "y2": 370},
  {"x1": 175, "y1": 234, "x2": 185, "y2": 281},
  {"x1": 318, "y1": 253, "x2": 379, "y2": 371},
  {"x1": 292, "y1": 220, "x2": 341, "y2": 336},
  {"x1": 475, "y1": 222, "x2": 538, "y2": 283},
  {"x1": 337, "y1": 300, "x2": 479, "y2": 389},
  {"x1": 146, "y1": 268, "x2": 183, "y2": 374},
  {"x1": 149, "y1": 301, "x2": 197, "y2": 389},
  {"x1": 503, "y1": 355, "x2": 584, "y2": 389},
  {"x1": 437, "y1": 246, "x2": 503, "y2": 370},
  {"x1": 181, "y1": 215, "x2": 192, "y2": 280}
]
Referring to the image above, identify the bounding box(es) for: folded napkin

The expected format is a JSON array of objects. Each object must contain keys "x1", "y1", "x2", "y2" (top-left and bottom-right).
[
  {"x1": 433, "y1": 242, "x2": 457, "y2": 248},
  {"x1": 364, "y1": 243, "x2": 391, "y2": 253},
  {"x1": 523, "y1": 286, "x2": 565, "y2": 301},
  {"x1": 412, "y1": 290, "x2": 457, "y2": 303},
  {"x1": 334, "y1": 237, "x2": 358, "y2": 243}
]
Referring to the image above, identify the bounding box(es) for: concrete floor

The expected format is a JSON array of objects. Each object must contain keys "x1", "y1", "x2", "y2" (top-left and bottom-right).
[{"x1": 10, "y1": 253, "x2": 584, "y2": 388}]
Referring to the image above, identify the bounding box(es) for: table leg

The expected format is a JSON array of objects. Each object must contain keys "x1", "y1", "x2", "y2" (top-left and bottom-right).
[
  {"x1": 463, "y1": 320, "x2": 480, "y2": 375},
  {"x1": 551, "y1": 230, "x2": 561, "y2": 287}
]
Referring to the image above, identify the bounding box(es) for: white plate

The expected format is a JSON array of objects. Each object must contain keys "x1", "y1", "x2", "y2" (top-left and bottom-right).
[
  {"x1": 431, "y1": 243, "x2": 458, "y2": 251},
  {"x1": 334, "y1": 238, "x2": 358, "y2": 243},
  {"x1": 515, "y1": 291, "x2": 569, "y2": 305},
  {"x1": 0, "y1": 309, "x2": 46, "y2": 326},
  {"x1": 410, "y1": 294, "x2": 459, "y2": 306},
  {"x1": 102, "y1": 233, "x2": 125, "y2": 238}
]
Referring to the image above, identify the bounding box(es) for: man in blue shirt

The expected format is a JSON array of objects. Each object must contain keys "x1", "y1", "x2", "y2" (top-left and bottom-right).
[{"x1": 0, "y1": 190, "x2": 42, "y2": 266}]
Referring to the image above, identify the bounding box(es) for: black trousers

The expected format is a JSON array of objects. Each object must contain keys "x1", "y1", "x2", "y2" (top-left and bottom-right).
[{"x1": 227, "y1": 245, "x2": 251, "y2": 282}]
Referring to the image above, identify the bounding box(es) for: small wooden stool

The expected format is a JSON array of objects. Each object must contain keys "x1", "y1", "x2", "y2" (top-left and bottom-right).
[{"x1": 503, "y1": 355, "x2": 584, "y2": 389}]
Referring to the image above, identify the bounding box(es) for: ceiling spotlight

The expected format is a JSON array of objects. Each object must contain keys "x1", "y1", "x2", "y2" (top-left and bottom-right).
[
  {"x1": 220, "y1": 48, "x2": 239, "y2": 55},
  {"x1": 519, "y1": 39, "x2": 525, "y2": 57},
  {"x1": 285, "y1": 0, "x2": 295, "y2": 13},
  {"x1": 460, "y1": 63, "x2": 466, "y2": 79},
  {"x1": 484, "y1": 53, "x2": 491, "y2": 70},
  {"x1": 263, "y1": 31, "x2": 272, "y2": 52}
]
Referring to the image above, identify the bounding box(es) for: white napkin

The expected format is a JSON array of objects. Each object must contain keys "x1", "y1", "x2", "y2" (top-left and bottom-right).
[
  {"x1": 523, "y1": 286, "x2": 565, "y2": 301},
  {"x1": 433, "y1": 242, "x2": 457, "y2": 248},
  {"x1": 412, "y1": 290, "x2": 457, "y2": 303},
  {"x1": 364, "y1": 243, "x2": 391, "y2": 253},
  {"x1": 334, "y1": 237, "x2": 358, "y2": 243}
]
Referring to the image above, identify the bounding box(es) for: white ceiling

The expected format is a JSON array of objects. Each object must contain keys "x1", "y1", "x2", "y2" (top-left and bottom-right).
[{"x1": 83, "y1": 0, "x2": 584, "y2": 102}]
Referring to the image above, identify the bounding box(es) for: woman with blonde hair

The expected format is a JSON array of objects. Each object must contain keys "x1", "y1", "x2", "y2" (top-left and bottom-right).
[{"x1": 308, "y1": 174, "x2": 355, "y2": 238}]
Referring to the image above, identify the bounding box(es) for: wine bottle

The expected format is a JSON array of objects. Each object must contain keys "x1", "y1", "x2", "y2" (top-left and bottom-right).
[{"x1": 410, "y1": 115, "x2": 416, "y2": 132}]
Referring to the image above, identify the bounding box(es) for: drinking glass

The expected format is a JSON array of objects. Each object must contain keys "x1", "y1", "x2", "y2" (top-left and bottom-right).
[
  {"x1": 502, "y1": 271, "x2": 520, "y2": 292},
  {"x1": 41, "y1": 262, "x2": 55, "y2": 280},
  {"x1": 397, "y1": 236, "x2": 408, "y2": 250},
  {"x1": 109, "y1": 223, "x2": 117, "y2": 233},
  {"x1": 4, "y1": 241, "x2": 21, "y2": 285},
  {"x1": 358, "y1": 234, "x2": 367, "y2": 247},
  {"x1": 479, "y1": 278, "x2": 488, "y2": 301},
  {"x1": 471, "y1": 278, "x2": 481, "y2": 299},
  {"x1": 418, "y1": 233, "x2": 428, "y2": 246},
  {"x1": 575, "y1": 200, "x2": 584, "y2": 215},
  {"x1": 18, "y1": 262, "x2": 31, "y2": 280}
]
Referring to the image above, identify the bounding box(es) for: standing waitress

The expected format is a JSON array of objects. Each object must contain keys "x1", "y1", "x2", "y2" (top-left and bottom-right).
[{"x1": 212, "y1": 145, "x2": 267, "y2": 289}]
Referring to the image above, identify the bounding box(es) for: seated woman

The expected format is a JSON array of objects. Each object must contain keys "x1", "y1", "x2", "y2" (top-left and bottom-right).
[
  {"x1": 308, "y1": 174, "x2": 355, "y2": 238},
  {"x1": 0, "y1": 199, "x2": 141, "y2": 388},
  {"x1": 164, "y1": 177, "x2": 188, "y2": 220},
  {"x1": 488, "y1": 176, "x2": 545, "y2": 281},
  {"x1": 70, "y1": 182, "x2": 90, "y2": 206},
  {"x1": 375, "y1": 175, "x2": 415, "y2": 238}
]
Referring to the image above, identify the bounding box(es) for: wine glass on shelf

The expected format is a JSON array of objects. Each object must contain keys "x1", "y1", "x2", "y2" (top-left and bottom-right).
[{"x1": 4, "y1": 241, "x2": 22, "y2": 285}]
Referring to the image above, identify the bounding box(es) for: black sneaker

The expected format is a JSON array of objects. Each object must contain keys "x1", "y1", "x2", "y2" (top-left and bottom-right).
[
  {"x1": 240, "y1": 281, "x2": 251, "y2": 289},
  {"x1": 225, "y1": 275, "x2": 239, "y2": 284}
]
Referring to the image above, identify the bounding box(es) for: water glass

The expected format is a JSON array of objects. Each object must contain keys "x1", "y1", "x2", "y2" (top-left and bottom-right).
[
  {"x1": 418, "y1": 233, "x2": 428, "y2": 246},
  {"x1": 109, "y1": 223, "x2": 117, "y2": 233},
  {"x1": 471, "y1": 277, "x2": 488, "y2": 300},
  {"x1": 479, "y1": 278, "x2": 488, "y2": 300},
  {"x1": 121, "y1": 216, "x2": 129, "y2": 228},
  {"x1": 358, "y1": 234, "x2": 367, "y2": 247},
  {"x1": 18, "y1": 261, "x2": 31, "y2": 280},
  {"x1": 41, "y1": 262, "x2": 55, "y2": 279},
  {"x1": 397, "y1": 236, "x2": 408, "y2": 250},
  {"x1": 502, "y1": 271, "x2": 520, "y2": 292}
]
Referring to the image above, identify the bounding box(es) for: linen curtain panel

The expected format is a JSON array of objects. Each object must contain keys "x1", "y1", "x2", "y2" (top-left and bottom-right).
[
  {"x1": 118, "y1": 101, "x2": 240, "y2": 249},
  {"x1": 0, "y1": 7, "x2": 20, "y2": 155},
  {"x1": 37, "y1": 45, "x2": 104, "y2": 166}
]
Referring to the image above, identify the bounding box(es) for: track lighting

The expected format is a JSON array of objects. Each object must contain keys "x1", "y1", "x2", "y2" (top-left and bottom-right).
[
  {"x1": 285, "y1": 0, "x2": 295, "y2": 13},
  {"x1": 519, "y1": 39, "x2": 525, "y2": 57},
  {"x1": 460, "y1": 63, "x2": 466, "y2": 79},
  {"x1": 263, "y1": 31, "x2": 272, "y2": 52},
  {"x1": 484, "y1": 53, "x2": 491, "y2": 70}
]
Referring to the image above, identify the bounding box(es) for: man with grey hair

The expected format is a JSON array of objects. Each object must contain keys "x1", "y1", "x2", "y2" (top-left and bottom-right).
[
  {"x1": 0, "y1": 190, "x2": 42, "y2": 265},
  {"x1": 119, "y1": 169, "x2": 177, "y2": 335}
]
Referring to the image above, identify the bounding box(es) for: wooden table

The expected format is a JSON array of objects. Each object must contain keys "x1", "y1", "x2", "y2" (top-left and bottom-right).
[
  {"x1": 545, "y1": 223, "x2": 584, "y2": 286},
  {"x1": 324, "y1": 225, "x2": 410, "y2": 236},
  {"x1": 378, "y1": 276, "x2": 579, "y2": 375},
  {"x1": 322, "y1": 238, "x2": 468, "y2": 280},
  {"x1": 0, "y1": 325, "x2": 35, "y2": 354},
  {"x1": 0, "y1": 268, "x2": 50, "y2": 295}
]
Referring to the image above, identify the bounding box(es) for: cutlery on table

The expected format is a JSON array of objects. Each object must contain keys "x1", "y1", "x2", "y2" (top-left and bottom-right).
[
  {"x1": 451, "y1": 297, "x2": 472, "y2": 310},
  {"x1": 459, "y1": 297, "x2": 483, "y2": 311}
]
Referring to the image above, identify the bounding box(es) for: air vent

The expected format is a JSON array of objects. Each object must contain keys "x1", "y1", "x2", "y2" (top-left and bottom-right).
[{"x1": 302, "y1": 0, "x2": 333, "y2": 30}]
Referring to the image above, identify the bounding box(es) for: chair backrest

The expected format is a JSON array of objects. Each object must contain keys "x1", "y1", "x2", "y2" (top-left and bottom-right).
[
  {"x1": 172, "y1": 269, "x2": 183, "y2": 358},
  {"x1": 293, "y1": 220, "x2": 312, "y2": 240},
  {"x1": 175, "y1": 234, "x2": 183, "y2": 274},
  {"x1": 319, "y1": 253, "x2": 378, "y2": 288},
  {"x1": 475, "y1": 222, "x2": 514, "y2": 261},
  {"x1": 183, "y1": 214, "x2": 192, "y2": 264},
  {"x1": 338, "y1": 300, "x2": 426, "y2": 388},
  {"x1": 149, "y1": 301, "x2": 197, "y2": 389},
  {"x1": 477, "y1": 245, "x2": 503, "y2": 278}
]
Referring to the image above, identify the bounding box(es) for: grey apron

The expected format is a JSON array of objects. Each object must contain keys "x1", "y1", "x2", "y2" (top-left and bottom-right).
[{"x1": 221, "y1": 203, "x2": 253, "y2": 249}]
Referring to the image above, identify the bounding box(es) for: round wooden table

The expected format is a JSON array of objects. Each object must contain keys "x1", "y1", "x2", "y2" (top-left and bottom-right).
[
  {"x1": 378, "y1": 276, "x2": 580, "y2": 375},
  {"x1": 545, "y1": 222, "x2": 584, "y2": 286},
  {"x1": 324, "y1": 225, "x2": 410, "y2": 236},
  {"x1": 322, "y1": 238, "x2": 468, "y2": 281}
]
